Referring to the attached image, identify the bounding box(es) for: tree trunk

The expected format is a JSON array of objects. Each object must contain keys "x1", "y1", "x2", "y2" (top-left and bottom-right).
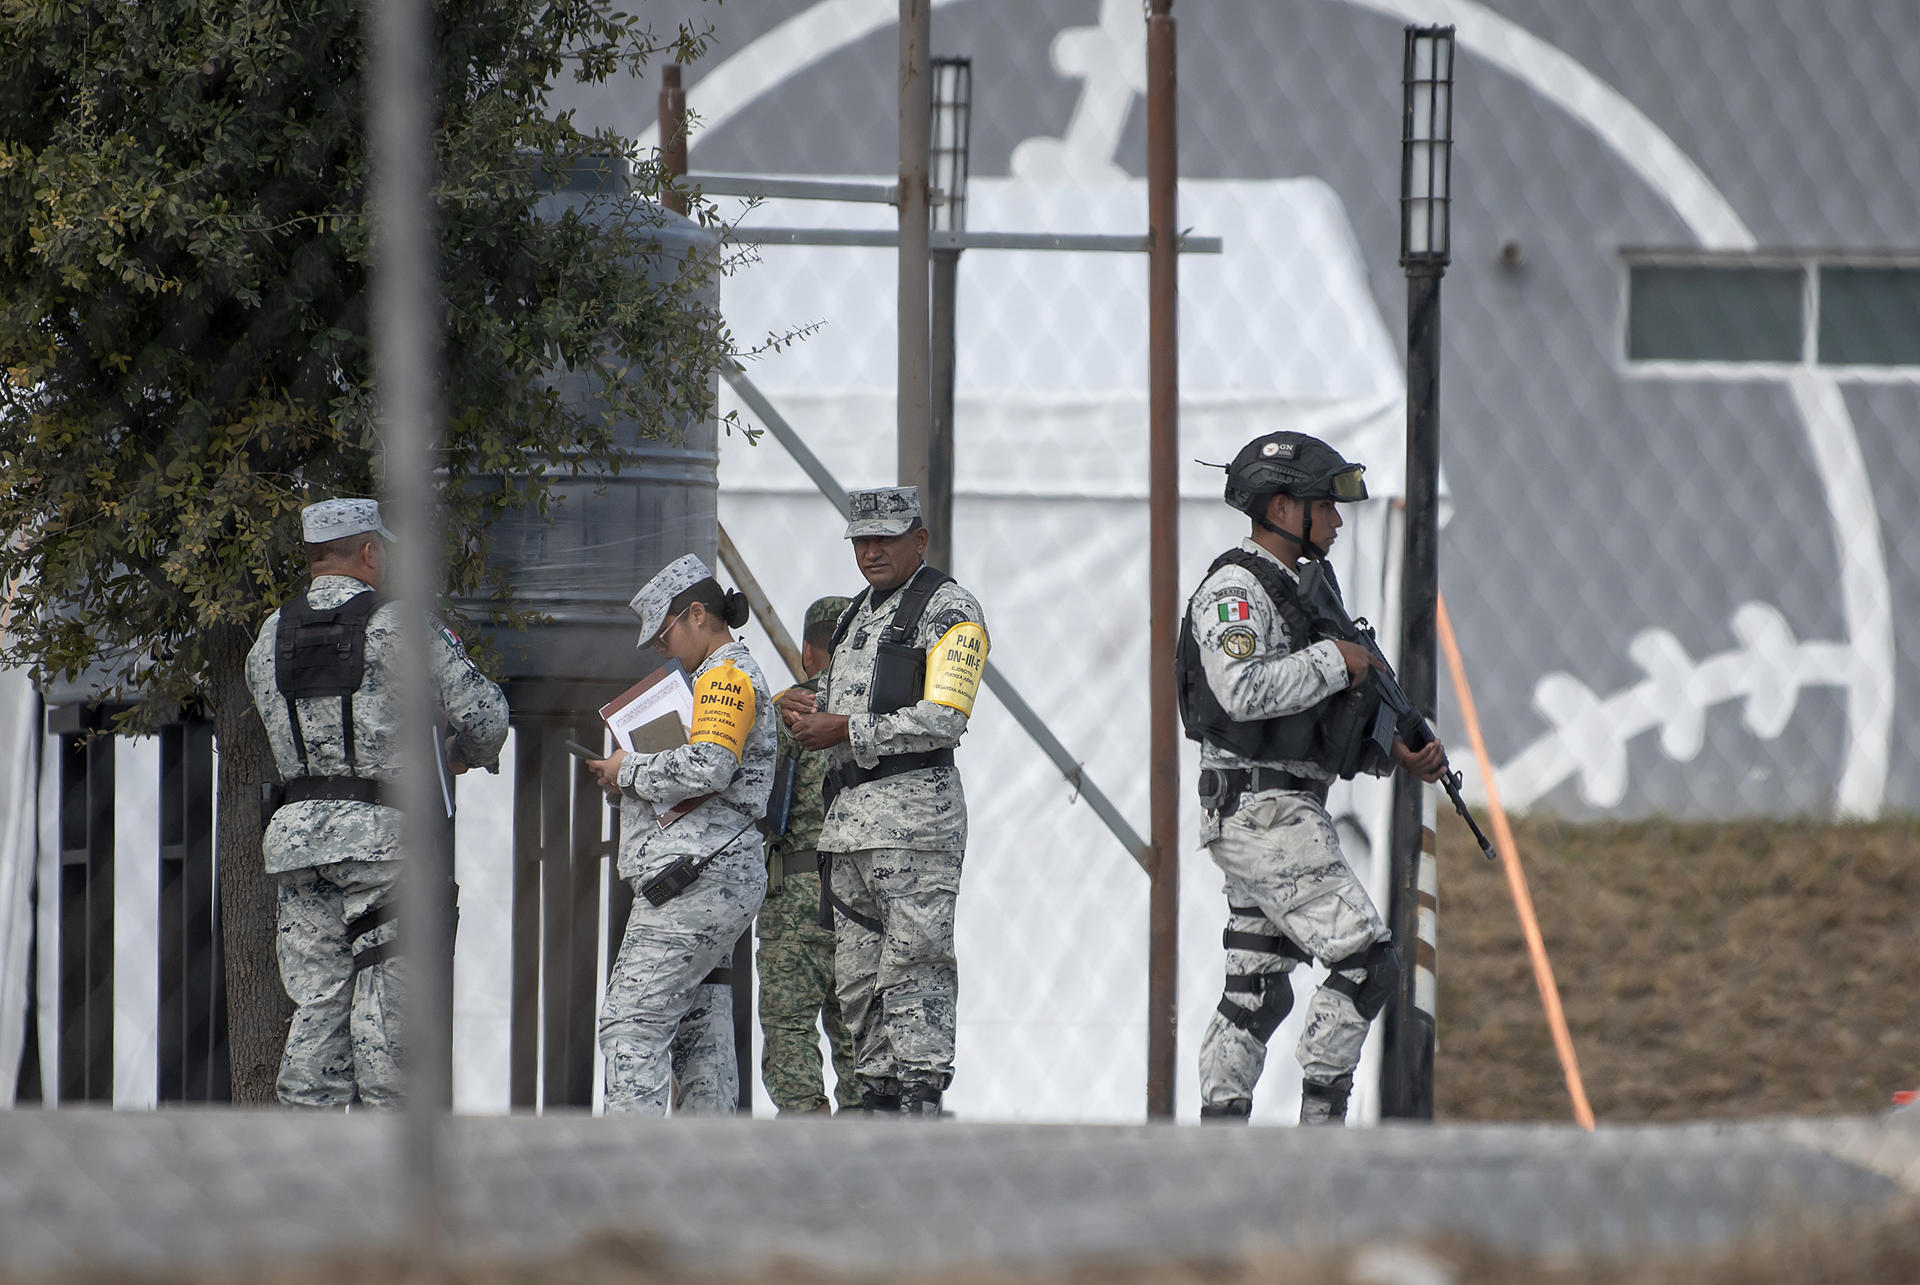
[{"x1": 205, "y1": 623, "x2": 290, "y2": 1104}]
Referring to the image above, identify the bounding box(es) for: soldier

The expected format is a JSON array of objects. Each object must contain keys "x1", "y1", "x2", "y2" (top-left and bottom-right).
[
  {"x1": 245, "y1": 498, "x2": 508, "y2": 1108},
  {"x1": 786, "y1": 487, "x2": 989, "y2": 1118},
  {"x1": 587, "y1": 555, "x2": 775, "y2": 1114},
  {"x1": 757, "y1": 594, "x2": 862, "y2": 1116},
  {"x1": 1180, "y1": 432, "x2": 1447, "y2": 1125}
]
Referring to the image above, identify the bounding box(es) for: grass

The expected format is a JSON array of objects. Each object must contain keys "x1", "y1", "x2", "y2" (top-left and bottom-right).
[{"x1": 1433, "y1": 813, "x2": 1920, "y2": 1122}]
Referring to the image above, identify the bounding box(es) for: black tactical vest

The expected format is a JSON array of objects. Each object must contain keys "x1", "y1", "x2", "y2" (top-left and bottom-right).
[
  {"x1": 1177, "y1": 549, "x2": 1322, "y2": 763},
  {"x1": 827, "y1": 565, "x2": 954, "y2": 714},
  {"x1": 273, "y1": 588, "x2": 386, "y2": 777}
]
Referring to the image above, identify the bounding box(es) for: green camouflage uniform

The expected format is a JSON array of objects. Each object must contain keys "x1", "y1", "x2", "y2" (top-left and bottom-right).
[{"x1": 757, "y1": 601, "x2": 862, "y2": 1114}]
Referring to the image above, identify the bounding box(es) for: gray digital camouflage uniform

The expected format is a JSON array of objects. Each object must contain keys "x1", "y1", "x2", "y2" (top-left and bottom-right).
[
  {"x1": 245, "y1": 573, "x2": 509, "y2": 1108},
  {"x1": 1190, "y1": 538, "x2": 1393, "y2": 1120},
  {"x1": 600, "y1": 638, "x2": 774, "y2": 1115},
  {"x1": 759, "y1": 671, "x2": 862, "y2": 1114},
  {"x1": 817, "y1": 573, "x2": 987, "y2": 1097}
]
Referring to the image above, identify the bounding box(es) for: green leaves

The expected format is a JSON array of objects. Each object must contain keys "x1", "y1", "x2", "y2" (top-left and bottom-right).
[{"x1": 0, "y1": 0, "x2": 739, "y2": 725}]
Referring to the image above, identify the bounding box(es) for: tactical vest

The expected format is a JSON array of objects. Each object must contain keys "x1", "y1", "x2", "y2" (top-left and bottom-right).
[
  {"x1": 1177, "y1": 549, "x2": 1323, "y2": 763},
  {"x1": 826, "y1": 565, "x2": 954, "y2": 715},
  {"x1": 821, "y1": 565, "x2": 957, "y2": 802},
  {"x1": 273, "y1": 587, "x2": 387, "y2": 785}
]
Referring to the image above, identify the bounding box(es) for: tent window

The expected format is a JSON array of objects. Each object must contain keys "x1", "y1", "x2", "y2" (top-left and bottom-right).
[{"x1": 1818, "y1": 266, "x2": 1920, "y2": 366}]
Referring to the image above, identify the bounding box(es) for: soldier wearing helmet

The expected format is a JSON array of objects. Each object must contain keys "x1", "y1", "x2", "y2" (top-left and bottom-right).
[{"x1": 1179, "y1": 432, "x2": 1447, "y2": 1125}]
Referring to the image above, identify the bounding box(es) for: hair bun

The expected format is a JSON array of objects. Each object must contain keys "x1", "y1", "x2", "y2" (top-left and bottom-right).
[{"x1": 723, "y1": 589, "x2": 751, "y2": 629}]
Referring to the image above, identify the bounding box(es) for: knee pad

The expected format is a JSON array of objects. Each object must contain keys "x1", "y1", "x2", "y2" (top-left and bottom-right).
[
  {"x1": 1325, "y1": 939, "x2": 1400, "y2": 1021},
  {"x1": 1217, "y1": 971, "x2": 1294, "y2": 1043},
  {"x1": 1299, "y1": 1074, "x2": 1353, "y2": 1125}
]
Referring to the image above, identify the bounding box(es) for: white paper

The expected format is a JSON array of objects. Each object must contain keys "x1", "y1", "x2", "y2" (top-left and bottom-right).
[{"x1": 602, "y1": 663, "x2": 696, "y2": 819}]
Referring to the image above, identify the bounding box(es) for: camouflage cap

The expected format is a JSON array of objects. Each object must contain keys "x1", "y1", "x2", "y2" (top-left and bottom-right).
[
  {"x1": 804, "y1": 595, "x2": 853, "y2": 632},
  {"x1": 628, "y1": 553, "x2": 714, "y2": 647},
  {"x1": 301, "y1": 498, "x2": 395, "y2": 544},
  {"x1": 844, "y1": 486, "x2": 920, "y2": 539}
]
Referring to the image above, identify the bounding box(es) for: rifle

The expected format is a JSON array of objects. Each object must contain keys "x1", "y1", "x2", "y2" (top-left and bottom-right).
[{"x1": 1296, "y1": 560, "x2": 1494, "y2": 860}]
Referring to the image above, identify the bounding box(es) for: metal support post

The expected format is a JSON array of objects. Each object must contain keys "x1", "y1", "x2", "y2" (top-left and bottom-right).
[
  {"x1": 1145, "y1": 0, "x2": 1180, "y2": 1122},
  {"x1": 897, "y1": 0, "x2": 933, "y2": 495},
  {"x1": 660, "y1": 64, "x2": 688, "y2": 215},
  {"x1": 928, "y1": 247, "x2": 960, "y2": 570},
  {"x1": 1382, "y1": 266, "x2": 1443, "y2": 1118}
]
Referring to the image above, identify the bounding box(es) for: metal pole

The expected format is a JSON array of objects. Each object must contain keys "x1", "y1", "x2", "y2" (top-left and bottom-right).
[
  {"x1": 1382, "y1": 267, "x2": 1443, "y2": 1119},
  {"x1": 369, "y1": 0, "x2": 449, "y2": 1249},
  {"x1": 1145, "y1": 0, "x2": 1180, "y2": 1123},
  {"x1": 668, "y1": 69, "x2": 759, "y2": 1115},
  {"x1": 897, "y1": 0, "x2": 933, "y2": 494},
  {"x1": 928, "y1": 248, "x2": 959, "y2": 570},
  {"x1": 660, "y1": 64, "x2": 688, "y2": 215}
]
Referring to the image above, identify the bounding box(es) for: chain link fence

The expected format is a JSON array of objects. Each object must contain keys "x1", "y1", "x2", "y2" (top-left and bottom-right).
[{"x1": 5, "y1": 0, "x2": 1920, "y2": 1277}]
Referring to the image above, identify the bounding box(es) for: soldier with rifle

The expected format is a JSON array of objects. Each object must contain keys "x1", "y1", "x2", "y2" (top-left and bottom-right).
[{"x1": 1179, "y1": 432, "x2": 1452, "y2": 1126}]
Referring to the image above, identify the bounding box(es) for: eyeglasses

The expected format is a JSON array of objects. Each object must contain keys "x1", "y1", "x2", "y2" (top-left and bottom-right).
[{"x1": 651, "y1": 608, "x2": 688, "y2": 651}]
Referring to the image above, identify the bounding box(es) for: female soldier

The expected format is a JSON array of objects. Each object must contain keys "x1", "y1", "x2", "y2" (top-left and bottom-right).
[{"x1": 588, "y1": 555, "x2": 775, "y2": 1114}]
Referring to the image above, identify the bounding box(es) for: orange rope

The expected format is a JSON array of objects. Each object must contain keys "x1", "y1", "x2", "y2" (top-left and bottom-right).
[{"x1": 1436, "y1": 590, "x2": 1596, "y2": 1132}]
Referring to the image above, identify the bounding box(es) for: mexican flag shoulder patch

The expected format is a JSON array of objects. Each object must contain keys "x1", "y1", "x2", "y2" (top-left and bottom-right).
[{"x1": 1216, "y1": 599, "x2": 1252, "y2": 623}]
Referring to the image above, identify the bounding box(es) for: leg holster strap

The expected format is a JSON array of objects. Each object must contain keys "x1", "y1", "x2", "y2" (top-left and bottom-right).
[
  {"x1": 1223, "y1": 927, "x2": 1313, "y2": 962},
  {"x1": 820, "y1": 853, "x2": 883, "y2": 935}
]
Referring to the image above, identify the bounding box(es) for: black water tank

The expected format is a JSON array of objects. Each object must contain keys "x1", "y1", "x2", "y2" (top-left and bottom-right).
[{"x1": 465, "y1": 167, "x2": 720, "y2": 713}]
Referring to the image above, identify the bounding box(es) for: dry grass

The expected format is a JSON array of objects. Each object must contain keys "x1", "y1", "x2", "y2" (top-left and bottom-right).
[{"x1": 1433, "y1": 813, "x2": 1920, "y2": 1122}]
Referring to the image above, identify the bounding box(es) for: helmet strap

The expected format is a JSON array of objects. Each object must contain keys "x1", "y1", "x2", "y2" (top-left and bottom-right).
[{"x1": 1257, "y1": 497, "x2": 1329, "y2": 562}]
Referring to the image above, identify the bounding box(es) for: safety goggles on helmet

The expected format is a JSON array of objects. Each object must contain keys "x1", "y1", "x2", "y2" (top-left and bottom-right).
[{"x1": 1324, "y1": 464, "x2": 1368, "y2": 502}]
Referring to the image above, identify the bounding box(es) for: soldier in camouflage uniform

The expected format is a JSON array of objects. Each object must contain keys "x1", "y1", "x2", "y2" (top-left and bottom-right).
[
  {"x1": 787, "y1": 488, "x2": 989, "y2": 1118},
  {"x1": 1182, "y1": 434, "x2": 1446, "y2": 1125},
  {"x1": 757, "y1": 595, "x2": 862, "y2": 1115},
  {"x1": 246, "y1": 499, "x2": 509, "y2": 1108},
  {"x1": 588, "y1": 555, "x2": 774, "y2": 1115}
]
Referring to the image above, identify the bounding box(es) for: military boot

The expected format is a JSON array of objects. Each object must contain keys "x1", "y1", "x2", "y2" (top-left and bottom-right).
[
  {"x1": 1299, "y1": 1076, "x2": 1352, "y2": 1126},
  {"x1": 899, "y1": 1083, "x2": 943, "y2": 1119},
  {"x1": 858, "y1": 1087, "x2": 902, "y2": 1115},
  {"x1": 1199, "y1": 1098, "x2": 1252, "y2": 1124},
  {"x1": 898, "y1": 1083, "x2": 944, "y2": 1114}
]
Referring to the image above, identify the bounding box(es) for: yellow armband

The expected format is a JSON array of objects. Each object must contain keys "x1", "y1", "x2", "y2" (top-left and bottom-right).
[
  {"x1": 924, "y1": 621, "x2": 989, "y2": 715},
  {"x1": 690, "y1": 662, "x2": 755, "y2": 759}
]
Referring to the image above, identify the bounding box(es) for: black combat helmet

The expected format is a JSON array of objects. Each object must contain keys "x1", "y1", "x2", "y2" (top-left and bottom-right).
[
  {"x1": 1220, "y1": 431, "x2": 1367, "y2": 559},
  {"x1": 1223, "y1": 431, "x2": 1368, "y2": 514}
]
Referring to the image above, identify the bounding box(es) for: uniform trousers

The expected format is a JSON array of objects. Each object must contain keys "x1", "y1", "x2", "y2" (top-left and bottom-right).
[
  {"x1": 1197, "y1": 789, "x2": 1390, "y2": 1107},
  {"x1": 275, "y1": 859, "x2": 405, "y2": 1108},
  {"x1": 827, "y1": 846, "x2": 963, "y2": 1094},
  {"x1": 599, "y1": 840, "x2": 765, "y2": 1114}
]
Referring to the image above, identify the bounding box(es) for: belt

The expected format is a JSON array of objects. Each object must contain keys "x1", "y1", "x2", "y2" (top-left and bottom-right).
[
  {"x1": 831, "y1": 748, "x2": 954, "y2": 792},
  {"x1": 1200, "y1": 767, "x2": 1330, "y2": 817},
  {"x1": 282, "y1": 776, "x2": 396, "y2": 807},
  {"x1": 777, "y1": 847, "x2": 821, "y2": 874}
]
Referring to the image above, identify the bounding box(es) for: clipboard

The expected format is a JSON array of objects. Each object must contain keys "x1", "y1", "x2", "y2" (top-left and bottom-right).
[{"x1": 597, "y1": 662, "x2": 711, "y2": 825}]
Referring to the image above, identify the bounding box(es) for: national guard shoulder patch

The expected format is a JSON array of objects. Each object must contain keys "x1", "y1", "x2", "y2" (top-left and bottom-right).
[
  {"x1": 927, "y1": 607, "x2": 971, "y2": 637},
  {"x1": 1220, "y1": 626, "x2": 1258, "y2": 659}
]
